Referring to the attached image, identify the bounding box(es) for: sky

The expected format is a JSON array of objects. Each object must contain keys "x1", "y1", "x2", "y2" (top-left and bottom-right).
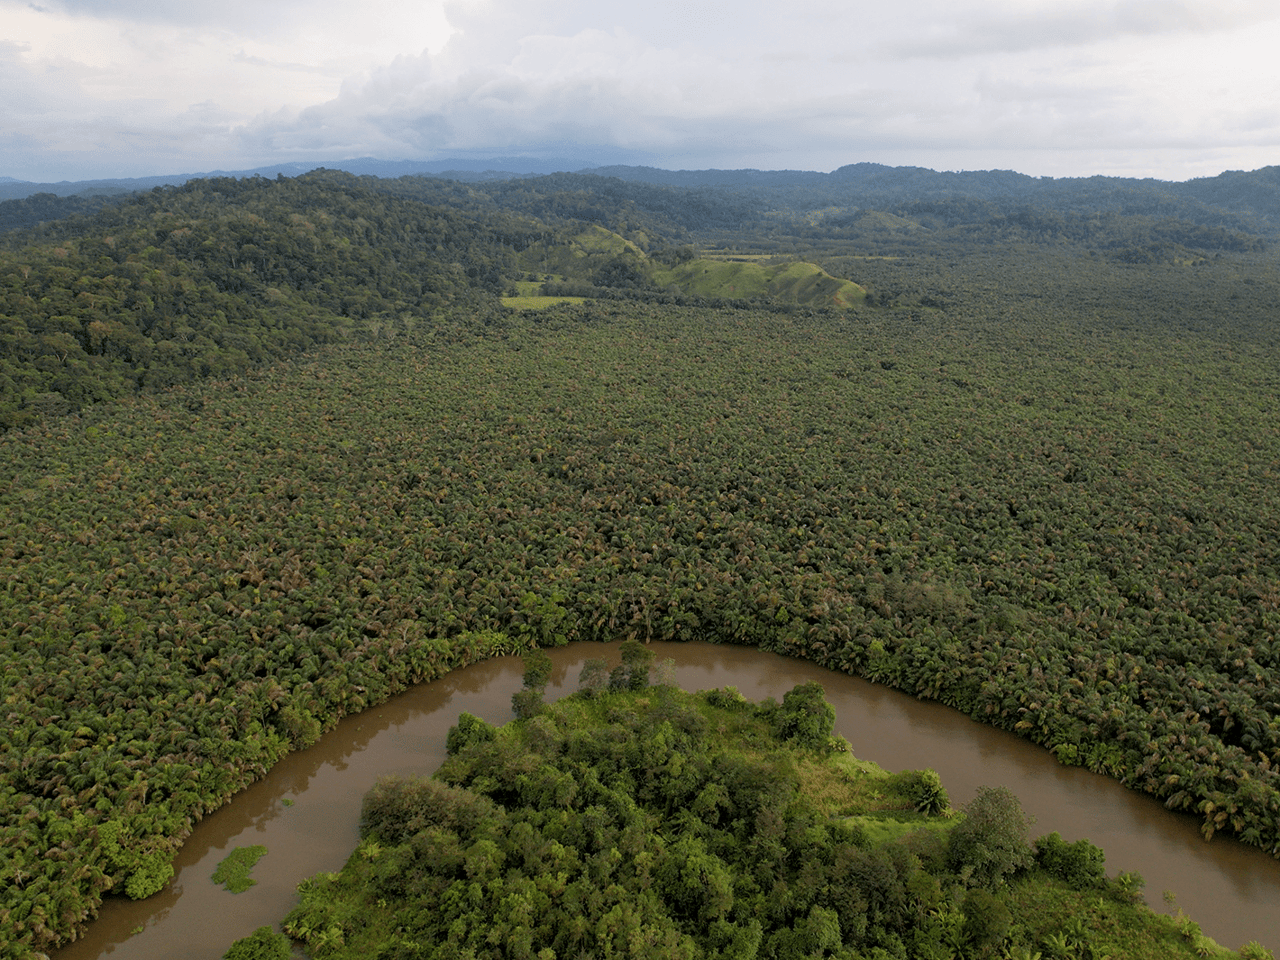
[{"x1": 3, "y1": 0, "x2": 1279, "y2": 183}]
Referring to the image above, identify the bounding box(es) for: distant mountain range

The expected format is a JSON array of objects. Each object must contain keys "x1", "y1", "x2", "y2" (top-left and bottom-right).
[
  {"x1": 0, "y1": 157, "x2": 599, "y2": 200},
  {"x1": 3, "y1": 156, "x2": 1278, "y2": 197},
  {"x1": 4, "y1": 156, "x2": 1280, "y2": 238}
]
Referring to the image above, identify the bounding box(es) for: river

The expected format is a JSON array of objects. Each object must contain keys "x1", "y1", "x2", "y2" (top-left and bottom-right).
[{"x1": 53, "y1": 641, "x2": 1280, "y2": 959}]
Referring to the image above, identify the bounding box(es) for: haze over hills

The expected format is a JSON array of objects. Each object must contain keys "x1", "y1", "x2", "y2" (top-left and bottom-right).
[
  {"x1": 5, "y1": 158, "x2": 1280, "y2": 241},
  {"x1": 0, "y1": 158, "x2": 600, "y2": 200}
]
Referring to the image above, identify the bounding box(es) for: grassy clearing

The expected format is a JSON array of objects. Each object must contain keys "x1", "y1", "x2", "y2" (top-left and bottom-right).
[
  {"x1": 654, "y1": 257, "x2": 866, "y2": 306},
  {"x1": 700, "y1": 251, "x2": 776, "y2": 261},
  {"x1": 1003, "y1": 878, "x2": 1246, "y2": 960},
  {"x1": 500, "y1": 295, "x2": 589, "y2": 309}
]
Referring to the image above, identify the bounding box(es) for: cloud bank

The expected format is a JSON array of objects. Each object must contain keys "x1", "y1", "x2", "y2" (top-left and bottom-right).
[{"x1": 3, "y1": 0, "x2": 1279, "y2": 180}]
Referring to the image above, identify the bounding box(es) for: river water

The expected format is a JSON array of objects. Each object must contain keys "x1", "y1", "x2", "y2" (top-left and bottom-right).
[{"x1": 53, "y1": 642, "x2": 1280, "y2": 959}]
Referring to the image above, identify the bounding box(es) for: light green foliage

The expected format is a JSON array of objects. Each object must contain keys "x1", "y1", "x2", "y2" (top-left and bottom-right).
[
  {"x1": 281, "y1": 685, "x2": 943, "y2": 959},
  {"x1": 211, "y1": 845, "x2": 268, "y2": 893},
  {"x1": 123, "y1": 852, "x2": 176, "y2": 900},
  {"x1": 652, "y1": 257, "x2": 866, "y2": 306},
  {"x1": 273, "y1": 685, "x2": 1237, "y2": 960},
  {"x1": 97, "y1": 818, "x2": 176, "y2": 900},
  {"x1": 222, "y1": 926, "x2": 292, "y2": 960}
]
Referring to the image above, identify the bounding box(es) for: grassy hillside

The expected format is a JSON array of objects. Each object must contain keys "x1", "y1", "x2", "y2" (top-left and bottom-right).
[
  {"x1": 512, "y1": 225, "x2": 866, "y2": 308},
  {"x1": 654, "y1": 257, "x2": 866, "y2": 307}
]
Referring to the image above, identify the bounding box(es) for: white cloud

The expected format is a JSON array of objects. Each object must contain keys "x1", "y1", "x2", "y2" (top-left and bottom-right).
[{"x1": 2, "y1": 0, "x2": 1279, "y2": 180}]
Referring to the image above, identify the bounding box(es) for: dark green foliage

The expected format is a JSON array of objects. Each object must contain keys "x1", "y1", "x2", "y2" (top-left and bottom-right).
[
  {"x1": 510, "y1": 687, "x2": 545, "y2": 720},
  {"x1": 774, "y1": 680, "x2": 836, "y2": 749},
  {"x1": 512, "y1": 649, "x2": 553, "y2": 718},
  {"x1": 521, "y1": 649, "x2": 553, "y2": 690},
  {"x1": 960, "y1": 887, "x2": 1012, "y2": 956},
  {"x1": 893, "y1": 769, "x2": 951, "y2": 815},
  {"x1": 221, "y1": 926, "x2": 292, "y2": 960},
  {"x1": 283, "y1": 686, "x2": 963, "y2": 959},
  {"x1": 0, "y1": 170, "x2": 540, "y2": 427},
  {"x1": 5, "y1": 167, "x2": 1280, "y2": 956},
  {"x1": 618, "y1": 639, "x2": 656, "y2": 691},
  {"x1": 576, "y1": 658, "x2": 611, "y2": 698},
  {"x1": 1035, "y1": 831, "x2": 1107, "y2": 889},
  {"x1": 445, "y1": 713, "x2": 498, "y2": 757},
  {"x1": 359, "y1": 774, "x2": 498, "y2": 845},
  {"x1": 948, "y1": 786, "x2": 1035, "y2": 888}
]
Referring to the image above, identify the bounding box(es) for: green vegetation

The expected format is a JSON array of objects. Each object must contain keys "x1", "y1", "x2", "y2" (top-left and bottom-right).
[
  {"x1": 3, "y1": 166, "x2": 1280, "y2": 958},
  {"x1": 512, "y1": 223, "x2": 865, "y2": 306},
  {"x1": 0, "y1": 171, "x2": 539, "y2": 428},
  {"x1": 221, "y1": 925, "x2": 292, "y2": 960},
  {"x1": 652, "y1": 257, "x2": 865, "y2": 306},
  {"x1": 211, "y1": 844, "x2": 269, "y2": 893},
  {"x1": 270, "y1": 682, "x2": 1247, "y2": 959}
]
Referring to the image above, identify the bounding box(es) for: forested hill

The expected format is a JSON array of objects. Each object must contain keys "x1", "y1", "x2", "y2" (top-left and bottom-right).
[
  {"x1": 0, "y1": 171, "x2": 548, "y2": 429},
  {"x1": 8, "y1": 161, "x2": 1280, "y2": 240},
  {"x1": 2, "y1": 162, "x2": 1275, "y2": 429},
  {"x1": 588, "y1": 162, "x2": 1280, "y2": 237}
]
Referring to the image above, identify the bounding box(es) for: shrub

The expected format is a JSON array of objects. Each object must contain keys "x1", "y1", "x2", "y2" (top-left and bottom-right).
[
  {"x1": 1034, "y1": 831, "x2": 1106, "y2": 889},
  {"x1": 222, "y1": 926, "x2": 292, "y2": 960},
  {"x1": 894, "y1": 769, "x2": 950, "y2": 815},
  {"x1": 960, "y1": 887, "x2": 1012, "y2": 956}
]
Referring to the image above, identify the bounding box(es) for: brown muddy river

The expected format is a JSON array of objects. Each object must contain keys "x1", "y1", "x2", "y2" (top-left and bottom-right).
[{"x1": 54, "y1": 642, "x2": 1280, "y2": 959}]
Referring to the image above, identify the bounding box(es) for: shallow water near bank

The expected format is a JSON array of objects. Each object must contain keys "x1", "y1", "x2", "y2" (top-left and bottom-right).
[{"x1": 55, "y1": 642, "x2": 1280, "y2": 959}]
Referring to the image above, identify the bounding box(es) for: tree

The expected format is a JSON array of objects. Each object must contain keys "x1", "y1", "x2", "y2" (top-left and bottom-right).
[
  {"x1": 618, "y1": 640, "x2": 655, "y2": 691},
  {"x1": 775, "y1": 681, "x2": 836, "y2": 749},
  {"x1": 947, "y1": 786, "x2": 1034, "y2": 888},
  {"x1": 512, "y1": 649, "x2": 553, "y2": 719},
  {"x1": 577, "y1": 658, "x2": 610, "y2": 698},
  {"x1": 445, "y1": 712, "x2": 497, "y2": 756}
]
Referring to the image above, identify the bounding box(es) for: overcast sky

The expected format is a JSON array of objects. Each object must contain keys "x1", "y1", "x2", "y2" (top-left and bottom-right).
[{"x1": 3, "y1": 0, "x2": 1279, "y2": 183}]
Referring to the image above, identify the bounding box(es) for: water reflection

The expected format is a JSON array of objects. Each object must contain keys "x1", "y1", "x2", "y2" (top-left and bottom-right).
[{"x1": 55, "y1": 642, "x2": 1280, "y2": 959}]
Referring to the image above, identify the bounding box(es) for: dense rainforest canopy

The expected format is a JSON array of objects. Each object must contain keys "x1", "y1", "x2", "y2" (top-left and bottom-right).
[{"x1": 1, "y1": 166, "x2": 1279, "y2": 959}]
